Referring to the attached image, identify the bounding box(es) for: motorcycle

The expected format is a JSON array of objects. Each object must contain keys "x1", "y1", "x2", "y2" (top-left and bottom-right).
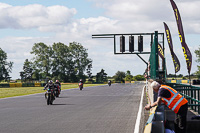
[
  {"x1": 79, "y1": 82, "x2": 83, "y2": 90},
  {"x1": 45, "y1": 88, "x2": 55, "y2": 105},
  {"x1": 108, "y1": 81, "x2": 111, "y2": 86},
  {"x1": 54, "y1": 85, "x2": 60, "y2": 97}
]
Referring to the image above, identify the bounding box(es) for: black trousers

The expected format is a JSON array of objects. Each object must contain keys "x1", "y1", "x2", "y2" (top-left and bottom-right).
[{"x1": 174, "y1": 103, "x2": 188, "y2": 133}]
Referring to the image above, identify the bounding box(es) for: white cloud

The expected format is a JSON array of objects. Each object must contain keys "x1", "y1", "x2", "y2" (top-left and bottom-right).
[
  {"x1": 0, "y1": 3, "x2": 77, "y2": 30},
  {"x1": 0, "y1": 0, "x2": 200, "y2": 79},
  {"x1": 90, "y1": 0, "x2": 200, "y2": 33}
]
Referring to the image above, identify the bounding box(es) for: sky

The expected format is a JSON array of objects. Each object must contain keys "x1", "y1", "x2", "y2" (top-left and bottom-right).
[{"x1": 0, "y1": 0, "x2": 200, "y2": 79}]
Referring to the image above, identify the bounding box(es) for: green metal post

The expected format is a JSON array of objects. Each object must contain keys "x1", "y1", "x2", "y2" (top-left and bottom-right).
[
  {"x1": 191, "y1": 86, "x2": 194, "y2": 110},
  {"x1": 150, "y1": 31, "x2": 159, "y2": 79},
  {"x1": 198, "y1": 90, "x2": 200, "y2": 114},
  {"x1": 155, "y1": 31, "x2": 159, "y2": 79}
]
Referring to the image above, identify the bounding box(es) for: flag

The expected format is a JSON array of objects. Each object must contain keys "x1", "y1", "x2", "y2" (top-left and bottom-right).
[
  {"x1": 164, "y1": 22, "x2": 180, "y2": 73},
  {"x1": 170, "y1": 0, "x2": 192, "y2": 74},
  {"x1": 158, "y1": 43, "x2": 164, "y2": 60}
]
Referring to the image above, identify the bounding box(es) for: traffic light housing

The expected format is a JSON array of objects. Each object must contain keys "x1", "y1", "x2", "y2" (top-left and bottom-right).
[
  {"x1": 129, "y1": 36, "x2": 134, "y2": 52},
  {"x1": 138, "y1": 36, "x2": 143, "y2": 52},
  {"x1": 120, "y1": 35, "x2": 125, "y2": 52}
]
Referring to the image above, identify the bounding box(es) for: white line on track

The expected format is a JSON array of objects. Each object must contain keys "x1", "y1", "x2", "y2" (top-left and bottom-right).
[{"x1": 134, "y1": 85, "x2": 145, "y2": 133}]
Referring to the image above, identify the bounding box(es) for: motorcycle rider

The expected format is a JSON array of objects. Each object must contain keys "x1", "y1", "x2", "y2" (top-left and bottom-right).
[
  {"x1": 79, "y1": 79, "x2": 83, "y2": 84},
  {"x1": 44, "y1": 80, "x2": 55, "y2": 100},
  {"x1": 108, "y1": 80, "x2": 111, "y2": 86},
  {"x1": 55, "y1": 80, "x2": 61, "y2": 91},
  {"x1": 79, "y1": 79, "x2": 83, "y2": 90}
]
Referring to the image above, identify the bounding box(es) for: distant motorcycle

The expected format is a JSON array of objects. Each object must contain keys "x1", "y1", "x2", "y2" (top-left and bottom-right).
[
  {"x1": 45, "y1": 88, "x2": 55, "y2": 105},
  {"x1": 108, "y1": 80, "x2": 111, "y2": 86},
  {"x1": 79, "y1": 82, "x2": 83, "y2": 90},
  {"x1": 54, "y1": 85, "x2": 60, "y2": 97}
]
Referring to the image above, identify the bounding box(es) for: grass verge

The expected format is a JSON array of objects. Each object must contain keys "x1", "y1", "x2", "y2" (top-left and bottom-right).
[{"x1": 0, "y1": 84, "x2": 105, "y2": 99}]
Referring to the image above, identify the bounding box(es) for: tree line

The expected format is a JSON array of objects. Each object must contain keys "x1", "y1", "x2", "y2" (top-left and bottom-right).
[
  {"x1": 114, "y1": 70, "x2": 145, "y2": 82},
  {"x1": 91, "y1": 69, "x2": 145, "y2": 83},
  {"x1": 20, "y1": 42, "x2": 92, "y2": 83}
]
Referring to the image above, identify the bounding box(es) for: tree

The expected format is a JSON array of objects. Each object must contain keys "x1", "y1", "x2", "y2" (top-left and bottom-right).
[
  {"x1": 20, "y1": 59, "x2": 33, "y2": 82},
  {"x1": 96, "y1": 69, "x2": 107, "y2": 83},
  {"x1": 114, "y1": 71, "x2": 125, "y2": 82},
  {"x1": 195, "y1": 47, "x2": 200, "y2": 79},
  {"x1": 125, "y1": 70, "x2": 133, "y2": 82},
  {"x1": 69, "y1": 42, "x2": 92, "y2": 81},
  {"x1": 31, "y1": 43, "x2": 52, "y2": 79},
  {"x1": 51, "y1": 42, "x2": 71, "y2": 82},
  {"x1": 0, "y1": 48, "x2": 13, "y2": 81},
  {"x1": 133, "y1": 74, "x2": 145, "y2": 81},
  {"x1": 86, "y1": 63, "x2": 93, "y2": 81},
  {"x1": 32, "y1": 69, "x2": 41, "y2": 81},
  {"x1": 30, "y1": 42, "x2": 92, "y2": 82}
]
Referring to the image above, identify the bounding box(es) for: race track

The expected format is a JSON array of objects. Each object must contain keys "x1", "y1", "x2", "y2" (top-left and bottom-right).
[{"x1": 0, "y1": 83, "x2": 145, "y2": 133}]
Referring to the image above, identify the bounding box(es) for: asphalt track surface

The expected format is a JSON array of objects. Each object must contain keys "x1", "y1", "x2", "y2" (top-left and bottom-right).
[{"x1": 0, "y1": 83, "x2": 145, "y2": 133}]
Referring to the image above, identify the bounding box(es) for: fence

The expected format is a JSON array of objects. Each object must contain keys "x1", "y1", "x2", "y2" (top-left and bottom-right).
[
  {"x1": 0, "y1": 83, "x2": 46, "y2": 88},
  {"x1": 166, "y1": 79, "x2": 189, "y2": 84},
  {"x1": 166, "y1": 83, "x2": 200, "y2": 114}
]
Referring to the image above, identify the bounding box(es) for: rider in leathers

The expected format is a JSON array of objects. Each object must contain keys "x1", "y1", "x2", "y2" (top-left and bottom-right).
[
  {"x1": 44, "y1": 80, "x2": 56, "y2": 100},
  {"x1": 55, "y1": 80, "x2": 61, "y2": 91}
]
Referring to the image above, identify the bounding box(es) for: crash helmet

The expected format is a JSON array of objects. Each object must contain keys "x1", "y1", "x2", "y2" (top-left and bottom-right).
[
  {"x1": 80, "y1": 79, "x2": 82, "y2": 82},
  {"x1": 48, "y1": 80, "x2": 53, "y2": 84},
  {"x1": 56, "y1": 80, "x2": 59, "y2": 82}
]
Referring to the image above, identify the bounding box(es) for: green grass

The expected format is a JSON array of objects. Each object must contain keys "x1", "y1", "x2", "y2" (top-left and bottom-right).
[{"x1": 0, "y1": 84, "x2": 104, "y2": 99}]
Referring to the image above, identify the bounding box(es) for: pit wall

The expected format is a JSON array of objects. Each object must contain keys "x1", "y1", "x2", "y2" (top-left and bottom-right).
[{"x1": 143, "y1": 80, "x2": 165, "y2": 133}]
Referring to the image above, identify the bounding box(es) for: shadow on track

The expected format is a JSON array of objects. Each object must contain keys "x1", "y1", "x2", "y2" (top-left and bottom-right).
[
  {"x1": 52, "y1": 103, "x2": 75, "y2": 106},
  {"x1": 57, "y1": 96, "x2": 70, "y2": 98}
]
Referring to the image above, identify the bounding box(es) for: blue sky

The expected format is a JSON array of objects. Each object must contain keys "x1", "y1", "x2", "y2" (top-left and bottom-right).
[{"x1": 0, "y1": 0, "x2": 199, "y2": 79}]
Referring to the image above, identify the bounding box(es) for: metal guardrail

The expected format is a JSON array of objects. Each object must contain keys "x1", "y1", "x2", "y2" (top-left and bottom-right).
[
  {"x1": 143, "y1": 105, "x2": 165, "y2": 133},
  {"x1": 166, "y1": 83, "x2": 200, "y2": 114},
  {"x1": 0, "y1": 83, "x2": 46, "y2": 87},
  {"x1": 144, "y1": 106, "x2": 157, "y2": 133}
]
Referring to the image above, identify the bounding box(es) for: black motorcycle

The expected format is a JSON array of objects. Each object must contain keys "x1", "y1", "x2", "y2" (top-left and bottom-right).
[{"x1": 45, "y1": 88, "x2": 55, "y2": 105}]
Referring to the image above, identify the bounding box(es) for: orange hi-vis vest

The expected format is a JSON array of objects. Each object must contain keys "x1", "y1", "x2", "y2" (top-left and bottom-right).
[{"x1": 160, "y1": 85, "x2": 188, "y2": 113}]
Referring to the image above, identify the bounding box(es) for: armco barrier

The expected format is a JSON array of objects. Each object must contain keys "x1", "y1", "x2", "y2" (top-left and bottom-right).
[
  {"x1": 144, "y1": 106, "x2": 157, "y2": 133},
  {"x1": 9, "y1": 83, "x2": 22, "y2": 87},
  {"x1": 0, "y1": 84, "x2": 9, "y2": 88},
  {"x1": 1, "y1": 83, "x2": 47, "y2": 87},
  {"x1": 171, "y1": 80, "x2": 176, "y2": 83},
  {"x1": 181, "y1": 80, "x2": 188, "y2": 84},
  {"x1": 144, "y1": 105, "x2": 165, "y2": 133},
  {"x1": 34, "y1": 83, "x2": 41, "y2": 87},
  {"x1": 22, "y1": 83, "x2": 35, "y2": 87}
]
